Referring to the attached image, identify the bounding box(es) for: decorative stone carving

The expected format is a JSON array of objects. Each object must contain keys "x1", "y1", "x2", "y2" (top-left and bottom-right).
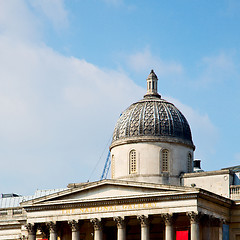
[
  {"x1": 137, "y1": 215, "x2": 149, "y2": 227},
  {"x1": 187, "y1": 212, "x2": 201, "y2": 224},
  {"x1": 48, "y1": 221, "x2": 57, "y2": 233},
  {"x1": 90, "y1": 218, "x2": 102, "y2": 231},
  {"x1": 161, "y1": 213, "x2": 174, "y2": 226},
  {"x1": 111, "y1": 93, "x2": 193, "y2": 147},
  {"x1": 68, "y1": 220, "x2": 80, "y2": 232},
  {"x1": 113, "y1": 216, "x2": 126, "y2": 229},
  {"x1": 25, "y1": 223, "x2": 36, "y2": 235}
]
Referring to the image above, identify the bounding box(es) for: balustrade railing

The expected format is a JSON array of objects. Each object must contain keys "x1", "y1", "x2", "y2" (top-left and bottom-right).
[{"x1": 230, "y1": 185, "x2": 240, "y2": 200}]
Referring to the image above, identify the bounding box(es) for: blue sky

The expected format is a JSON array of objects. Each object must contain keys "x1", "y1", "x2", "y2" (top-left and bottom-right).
[{"x1": 0, "y1": 0, "x2": 240, "y2": 195}]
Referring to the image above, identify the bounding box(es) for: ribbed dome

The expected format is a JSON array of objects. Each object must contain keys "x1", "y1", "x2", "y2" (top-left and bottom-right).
[{"x1": 110, "y1": 71, "x2": 194, "y2": 149}]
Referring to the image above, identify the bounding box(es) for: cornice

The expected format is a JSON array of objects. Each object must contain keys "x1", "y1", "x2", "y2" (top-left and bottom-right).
[
  {"x1": 0, "y1": 223, "x2": 21, "y2": 230},
  {"x1": 110, "y1": 136, "x2": 195, "y2": 150},
  {"x1": 23, "y1": 191, "x2": 199, "y2": 212},
  {"x1": 182, "y1": 169, "x2": 233, "y2": 178},
  {"x1": 198, "y1": 189, "x2": 232, "y2": 206}
]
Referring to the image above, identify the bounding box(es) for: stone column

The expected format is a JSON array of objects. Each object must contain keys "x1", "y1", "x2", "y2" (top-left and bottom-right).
[
  {"x1": 25, "y1": 223, "x2": 36, "y2": 240},
  {"x1": 48, "y1": 222, "x2": 57, "y2": 240},
  {"x1": 68, "y1": 220, "x2": 80, "y2": 240},
  {"x1": 114, "y1": 216, "x2": 126, "y2": 240},
  {"x1": 210, "y1": 216, "x2": 224, "y2": 240},
  {"x1": 138, "y1": 215, "x2": 150, "y2": 240},
  {"x1": 218, "y1": 219, "x2": 224, "y2": 240},
  {"x1": 187, "y1": 212, "x2": 200, "y2": 240},
  {"x1": 162, "y1": 214, "x2": 174, "y2": 240},
  {"x1": 91, "y1": 218, "x2": 103, "y2": 240}
]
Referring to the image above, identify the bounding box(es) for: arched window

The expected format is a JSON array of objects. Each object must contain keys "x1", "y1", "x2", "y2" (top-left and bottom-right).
[
  {"x1": 129, "y1": 150, "x2": 137, "y2": 174},
  {"x1": 162, "y1": 149, "x2": 169, "y2": 172},
  {"x1": 187, "y1": 153, "x2": 192, "y2": 173},
  {"x1": 111, "y1": 155, "x2": 115, "y2": 178}
]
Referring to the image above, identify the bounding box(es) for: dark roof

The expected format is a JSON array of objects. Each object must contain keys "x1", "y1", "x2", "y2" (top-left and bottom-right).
[
  {"x1": 0, "y1": 193, "x2": 20, "y2": 198},
  {"x1": 111, "y1": 95, "x2": 194, "y2": 148}
]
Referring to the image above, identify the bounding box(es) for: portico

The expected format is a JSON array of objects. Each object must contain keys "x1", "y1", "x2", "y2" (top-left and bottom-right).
[{"x1": 21, "y1": 179, "x2": 230, "y2": 240}]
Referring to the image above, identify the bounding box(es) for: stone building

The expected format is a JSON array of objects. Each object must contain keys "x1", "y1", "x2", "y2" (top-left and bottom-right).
[{"x1": 0, "y1": 70, "x2": 240, "y2": 240}]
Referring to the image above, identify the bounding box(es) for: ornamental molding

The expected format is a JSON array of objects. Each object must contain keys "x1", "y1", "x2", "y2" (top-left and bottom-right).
[
  {"x1": 161, "y1": 213, "x2": 175, "y2": 226},
  {"x1": 111, "y1": 98, "x2": 194, "y2": 148},
  {"x1": 137, "y1": 215, "x2": 150, "y2": 227},
  {"x1": 23, "y1": 192, "x2": 198, "y2": 212},
  {"x1": 21, "y1": 179, "x2": 195, "y2": 207},
  {"x1": 113, "y1": 216, "x2": 126, "y2": 229},
  {"x1": 198, "y1": 202, "x2": 229, "y2": 220},
  {"x1": 48, "y1": 221, "x2": 57, "y2": 233},
  {"x1": 25, "y1": 223, "x2": 36, "y2": 234},
  {"x1": 187, "y1": 211, "x2": 202, "y2": 224},
  {"x1": 90, "y1": 218, "x2": 102, "y2": 231},
  {"x1": 110, "y1": 136, "x2": 194, "y2": 150},
  {"x1": 0, "y1": 224, "x2": 21, "y2": 230},
  {"x1": 198, "y1": 190, "x2": 232, "y2": 206},
  {"x1": 68, "y1": 220, "x2": 80, "y2": 232}
]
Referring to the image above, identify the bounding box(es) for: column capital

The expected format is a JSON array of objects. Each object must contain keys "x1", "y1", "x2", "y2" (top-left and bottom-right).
[
  {"x1": 187, "y1": 211, "x2": 201, "y2": 224},
  {"x1": 161, "y1": 213, "x2": 174, "y2": 226},
  {"x1": 137, "y1": 215, "x2": 149, "y2": 227},
  {"x1": 90, "y1": 218, "x2": 102, "y2": 231},
  {"x1": 48, "y1": 221, "x2": 57, "y2": 233},
  {"x1": 68, "y1": 220, "x2": 80, "y2": 232},
  {"x1": 25, "y1": 223, "x2": 36, "y2": 235},
  {"x1": 113, "y1": 216, "x2": 126, "y2": 229}
]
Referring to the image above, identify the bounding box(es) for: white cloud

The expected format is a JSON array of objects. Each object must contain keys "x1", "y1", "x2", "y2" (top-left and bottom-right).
[
  {"x1": 127, "y1": 48, "x2": 183, "y2": 76},
  {"x1": 0, "y1": 0, "x2": 144, "y2": 195},
  {"x1": 166, "y1": 96, "x2": 218, "y2": 170},
  {"x1": 29, "y1": 0, "x2": 69, "y2": 29},
  {"x1": 0, "y1": 39, "x2": 144, "y2": 194},
  {"x1": 0, "y1": 0, "x2": 41, "y2": 41}
]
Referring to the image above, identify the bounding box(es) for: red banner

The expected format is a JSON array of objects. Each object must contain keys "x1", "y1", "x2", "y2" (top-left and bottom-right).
[{"x1": 176, "y1": 230, "x2": 188, "y2": 240}]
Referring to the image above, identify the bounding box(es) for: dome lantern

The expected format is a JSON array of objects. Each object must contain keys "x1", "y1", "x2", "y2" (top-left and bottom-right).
[{"x1": 144, "y1": 70, "x2": 161, "y2": 98}]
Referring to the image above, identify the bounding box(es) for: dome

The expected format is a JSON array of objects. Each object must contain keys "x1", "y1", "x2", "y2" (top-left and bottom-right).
[{"x1": 110, "y1": 70, "x2": 194, "y2": 149}]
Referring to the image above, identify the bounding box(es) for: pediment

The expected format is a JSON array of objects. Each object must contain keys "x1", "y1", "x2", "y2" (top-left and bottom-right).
[{"x1": 21, "y1": 179, "x2": 193, "y2": 206}]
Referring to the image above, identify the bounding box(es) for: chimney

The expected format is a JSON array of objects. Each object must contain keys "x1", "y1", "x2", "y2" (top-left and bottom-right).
[{"x1": 193, "y1": 159, "x2": 204, "y2": 172}]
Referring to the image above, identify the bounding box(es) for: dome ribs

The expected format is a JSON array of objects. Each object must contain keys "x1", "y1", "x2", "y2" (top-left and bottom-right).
[
  {"x1": 138, "y1": 102, "x2": 146, "y2": 135},
  {"x1": 127, "y1": 103, "x2": 140, "y2": 137},
  {"x1": 118, "y1": 106, "x2": 133, "y2": 139},
  {"x1": 164, "y1": 102, "x2": 174, "y2": 136},
  {"x1": 168, "y1": 103, "x2": 183, "y2": 138},
  {"x1": 159, "y1": 102, "x2": 171, "y2": 136},
  {"x1": 111, "y1": 97, "x2": 194, "y2": 148},
  {"x1": 153, "y1": 101, "x2": 159, "y2": 135},
  {"x1": 143, "y1": 101, "x2": 155, "y2": 136}
]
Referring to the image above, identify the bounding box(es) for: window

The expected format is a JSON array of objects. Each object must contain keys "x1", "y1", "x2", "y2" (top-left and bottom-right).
[
  {"x1": 129, "y1": 150, "x2": 137, "y2": 174},
  {"x1": 111, "y1": 155, "x2": 115, "y2": 178},
  {"x1": 162, "y1": 149, "x2": 169, "y2": 172},
  {"x1": 148, "y1": 81, "x2": 151, "y2": 90},
  {"x1": 187, "y1": 153, "x2": 192, "y2": 173}
]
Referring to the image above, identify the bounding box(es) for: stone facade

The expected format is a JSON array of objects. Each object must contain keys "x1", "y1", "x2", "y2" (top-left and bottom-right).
[
  {"x1": 0, "y1": 180, "x2": 236, "y2": 240},
  {"x1": 111, "y1": 141, "x2": 193, "y2": 185}
]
